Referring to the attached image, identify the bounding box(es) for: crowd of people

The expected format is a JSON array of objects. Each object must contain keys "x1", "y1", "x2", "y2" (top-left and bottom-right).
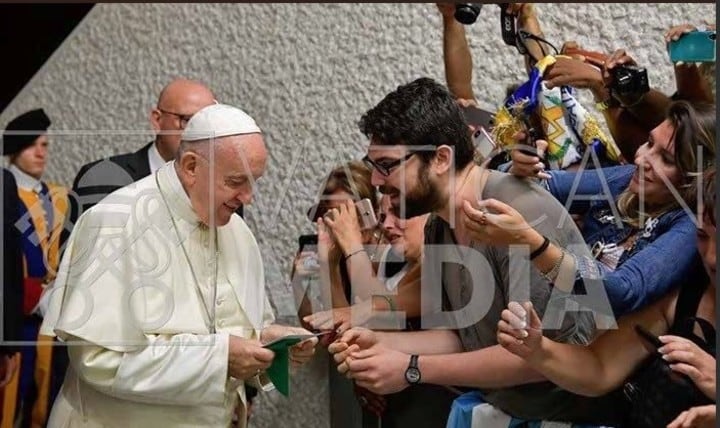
[{"x1": 1, "y1": 3, "x2": 716, "y2": 428}]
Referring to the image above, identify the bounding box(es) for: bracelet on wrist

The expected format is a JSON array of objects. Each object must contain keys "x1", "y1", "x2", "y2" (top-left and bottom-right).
[
  {"x1": 372, "y1": 295, "x2": 396, "y2": 312},
  {"x1": 530, "y1": 236, "x2": 551, "y2": 260},
  {"x1": 541, "y1": 249, "x2": 566, "y2": 282},
  {"x1": 595, "y1": 97, "x2": 619, "y2": 111},
  {"x1": 343, "y1": 248, "x2": 366, "y2": 262}
]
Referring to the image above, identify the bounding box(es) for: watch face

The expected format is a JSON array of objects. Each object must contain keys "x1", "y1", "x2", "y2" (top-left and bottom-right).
[{"x1": 405, "y1": 367, "x2": 421, "y2": 384}]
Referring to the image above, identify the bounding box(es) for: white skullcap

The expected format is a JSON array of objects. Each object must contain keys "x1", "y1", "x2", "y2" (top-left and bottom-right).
[{"x1": 181, "y1": 103, "x2": 261, "y2": 142}]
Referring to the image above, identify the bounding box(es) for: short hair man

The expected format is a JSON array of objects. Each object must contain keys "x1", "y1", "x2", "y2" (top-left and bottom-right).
[
  {"x1": 330, "y1": 78, "x2": 620, "y2": 425},
  {"x1": 71, "y1": 78, "x2": 219, "y2": 214},
  {"x1": 41, "y1": 104, "x2": 317, "y2": 428}
]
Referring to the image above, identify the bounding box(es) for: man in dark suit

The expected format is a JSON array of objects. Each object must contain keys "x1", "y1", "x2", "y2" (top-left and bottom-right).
[
  {"x1": 71, "y1": 78, "x2": 219, "y2": 215},
  {"x1": 2, "y1": 169, "x2": 24, "y2": 387}
]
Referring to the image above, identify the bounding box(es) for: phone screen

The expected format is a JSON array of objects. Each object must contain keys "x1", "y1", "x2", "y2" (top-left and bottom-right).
[
  {"x1": 294, "y1": 235, "x2": 322, "y2": 311},
  {"x1": 296, "y1": 234, "x2": 319, "y2": 273},
  {"x1": 298, "y1": 234, "x2": 318, "y2": 250}
]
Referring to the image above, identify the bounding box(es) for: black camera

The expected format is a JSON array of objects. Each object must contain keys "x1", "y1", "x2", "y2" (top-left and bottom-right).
[
  {"x1": 454, "y1": 3, "x2": 484, "y2": 25},
  {"x1": 612, "y1": 65, "x2": 650, "y2": 98}
]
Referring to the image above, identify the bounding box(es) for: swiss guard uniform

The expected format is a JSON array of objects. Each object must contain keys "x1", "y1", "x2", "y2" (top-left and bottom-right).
[{"x1": 1, "y1": 109, "x2": 69, "y2": 428}]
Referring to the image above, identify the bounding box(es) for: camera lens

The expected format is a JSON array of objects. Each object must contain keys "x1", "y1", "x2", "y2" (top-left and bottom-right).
[{"x1": 455, "y1": 3, "x2": 483, "y2": 25}]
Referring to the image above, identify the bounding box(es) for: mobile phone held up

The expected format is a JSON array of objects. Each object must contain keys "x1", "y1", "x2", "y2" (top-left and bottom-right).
[
  {"x1": 298, "y1": 234, "x2": 318, "y2": 253},
  {"x1": 471, "y1": 127, "x2": 498, "y2": 160},
  {"x1": 461, "y1": 105, "x2": 494, "y2": 131},
  {"x1": 319, "y1": 198, "x2": 378, "y2": 231},
  {"x1": 354, "y1": 198, "x2": 378, "y2": 230},
  {"x1": 668, "y1": 31, "x2": 716, "y2": 63}
]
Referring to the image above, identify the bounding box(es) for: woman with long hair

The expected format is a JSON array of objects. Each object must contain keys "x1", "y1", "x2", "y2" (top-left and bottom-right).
[
  {"x1": 463, "y1": 100, "x2": 715, "y2": 316},
  {"x1": 497, "y1": 166, "x2": 716, "y2": 428}
]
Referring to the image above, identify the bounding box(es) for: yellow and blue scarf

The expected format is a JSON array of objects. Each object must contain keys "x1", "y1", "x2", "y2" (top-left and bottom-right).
[{"x1": 492, "y1": 55, "x2": 623, "y2": 170}]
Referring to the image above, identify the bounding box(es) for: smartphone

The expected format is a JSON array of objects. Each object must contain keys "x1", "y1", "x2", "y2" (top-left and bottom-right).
[
  {"x1": 297, "y1": 234, "x2": 319, "y2": 270},
  {"x1": 472, "y1": 126, "x2": 498, "y2": 159},
  {"x1": 298, "y1": 234, "x2": 318, "y2": 252},
  {"x1": 355, "y1": 198, "x2": 378, "y2": 230},
  {"x1": 668, "y1": 31, "x2": 716, "y2": 63},
  {"x1": 461, "y1": 105, "x2": 495, "y2": 130},
  {"x1": 634, "y1": 325, "x2": 663, "y2": 350}
]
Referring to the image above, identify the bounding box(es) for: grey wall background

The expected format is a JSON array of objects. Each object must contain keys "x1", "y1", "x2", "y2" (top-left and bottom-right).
[{"x1": 2, "y1": 3, "x2": 715, "y2": 427}]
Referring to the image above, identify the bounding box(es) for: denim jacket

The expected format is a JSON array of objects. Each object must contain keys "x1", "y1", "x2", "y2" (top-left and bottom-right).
[{"x1": 546, "y1": 165, "x2": 705, "y2": 316}]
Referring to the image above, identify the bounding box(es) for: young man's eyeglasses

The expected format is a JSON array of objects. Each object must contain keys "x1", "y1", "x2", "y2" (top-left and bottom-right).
[
  {"x1": 158, "y1": 108, "x2": 193, "y2": 129},
  {"x1": 362, "y1": 152, "x2": 417, "y2": 177}
]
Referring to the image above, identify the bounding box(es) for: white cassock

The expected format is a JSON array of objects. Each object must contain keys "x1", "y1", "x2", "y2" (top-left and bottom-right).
[{"x1": 40, "y1": 162, "x2": 275, "y2": 428}]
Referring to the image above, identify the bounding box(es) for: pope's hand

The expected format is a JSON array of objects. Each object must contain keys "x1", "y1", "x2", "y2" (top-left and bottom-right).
[{"x1": 227, "y1": 336, "x2": 275, "y2": 381}]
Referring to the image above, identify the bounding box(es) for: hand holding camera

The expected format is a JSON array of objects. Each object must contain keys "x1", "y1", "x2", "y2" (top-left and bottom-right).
[
  {"x1": 544, "y1": 56, "x2": 605, "y2": 91},
  {"x1": 602, "y1": 49, "x2": 650, "y2": 106}
]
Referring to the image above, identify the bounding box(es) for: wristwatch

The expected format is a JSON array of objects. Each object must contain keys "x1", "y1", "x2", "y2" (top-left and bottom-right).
[{"x1": 404, "y1": 354, "x2": 421, "y2": 384}]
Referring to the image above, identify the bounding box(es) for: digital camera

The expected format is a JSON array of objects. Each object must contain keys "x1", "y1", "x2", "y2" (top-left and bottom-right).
[{"x1": 612, "y1": 65, "x2": 650, "y2": 98}]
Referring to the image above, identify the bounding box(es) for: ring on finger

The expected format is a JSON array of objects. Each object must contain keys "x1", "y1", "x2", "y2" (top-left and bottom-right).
[{"x1": 478, "y1": 211, "x2": 488, "y2": 226}]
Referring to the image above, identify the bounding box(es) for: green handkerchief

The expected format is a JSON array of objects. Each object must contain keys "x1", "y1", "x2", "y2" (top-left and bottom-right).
[{"x1": 262, "y1": 334, "x2": 318, "y2": 396}]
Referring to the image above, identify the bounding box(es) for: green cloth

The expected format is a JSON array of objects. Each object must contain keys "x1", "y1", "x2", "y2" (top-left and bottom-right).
[{"x1": 263, "y1": 334, "x2": 320, "y2": 396}]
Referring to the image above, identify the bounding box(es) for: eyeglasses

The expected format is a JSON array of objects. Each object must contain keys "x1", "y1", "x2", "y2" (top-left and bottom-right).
[
  {"x1": 158, "y1": 108, "x2": 193, "y2": 129},
  {"x1": 362, "y1": 151, "x2": 417, "y2": 177},
  {"x1": 515, "y1": 30, "x2": 559, "y2": 62}
]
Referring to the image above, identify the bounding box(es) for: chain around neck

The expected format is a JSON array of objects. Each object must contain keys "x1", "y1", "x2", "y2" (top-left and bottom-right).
[{"x1": 154, "y1": 170, "x2": 218, "y2": 334}]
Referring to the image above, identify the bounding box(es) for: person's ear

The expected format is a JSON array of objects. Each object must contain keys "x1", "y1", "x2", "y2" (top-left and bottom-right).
[
  {"x1": 432, "y1": 145, "x2": 454, "y2": 175},
  {"x1": 149, "y1": 108, "x2": 162, "y2": 134},
  {"x1": 178, "y1": 151, "x2": 200, "y2": 183}
]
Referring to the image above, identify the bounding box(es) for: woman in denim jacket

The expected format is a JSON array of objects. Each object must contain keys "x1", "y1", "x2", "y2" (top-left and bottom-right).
[{"x1": 462, "y1": 100, "x2": 714, "y2": 317}]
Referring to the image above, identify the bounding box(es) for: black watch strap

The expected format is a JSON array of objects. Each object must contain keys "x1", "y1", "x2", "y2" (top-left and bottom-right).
[{"x1": 409, "y1": 354, "x2": 418, "y2": 369}]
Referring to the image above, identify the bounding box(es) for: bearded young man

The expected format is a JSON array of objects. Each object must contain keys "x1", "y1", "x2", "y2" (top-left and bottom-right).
[{"x1": 329, "y1": 78, "x2": 620, "y2": 426}]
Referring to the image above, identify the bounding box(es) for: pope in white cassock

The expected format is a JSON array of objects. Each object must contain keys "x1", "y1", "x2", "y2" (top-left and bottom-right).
[{"x1": 40, "y1": 104, "x2": 318, "y2": 427}]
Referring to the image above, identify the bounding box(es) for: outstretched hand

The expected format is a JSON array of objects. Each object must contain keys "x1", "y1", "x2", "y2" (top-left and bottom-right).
[{"x1": 497, "y1": 301, "x2": 544, "y2": 360}]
